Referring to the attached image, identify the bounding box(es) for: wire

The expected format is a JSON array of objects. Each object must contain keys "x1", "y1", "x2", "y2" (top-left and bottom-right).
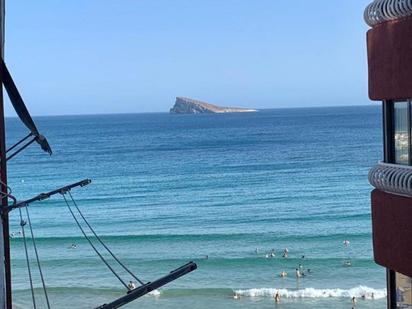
[
  {"x1": 25, "y1": 207, "x2": 51, "y2": 309},
  {"x1": 19, "y1": 208, "x2": 36, "y2": 309},
  {"x1": 62, "y1": 194, "x2": 129, "y2": 289},
  {"x1": 67, "y1": 191, "x2": 144, "y2": 285},
  {"x1": 6, "y1": 133, "x2": 33, "y2": 153},
  {"x1": 6, "y1": 137, "x2": 37, "y2": 161},
  {"x1": 0, "y1": 179, "x2": 16, "y2": 206}
]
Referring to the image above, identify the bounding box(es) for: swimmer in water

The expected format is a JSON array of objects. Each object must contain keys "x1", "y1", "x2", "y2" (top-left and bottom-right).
[
  {"x1": 295, "y1": 268, "x2": 301, "y2": 278},
  {"x1": 351, "y1": 296, "x2": 357, "y2": 304},
  {"x1": 344, "y1": 260, "x2": 352, "y2": 267},
  {"x1": 280, "y1": 271, "x2": 287, "y2": 278},
  {"x1": 282, "y1": 248, "x2": 289, "y2": 258},
  {"x1": 69, "y1": 243, "x2": 77, "y2": 249},
  {"x1": 274, "y1": 291, "x2": 280, "y2": 303},
  {"x1": 233, "y1": 292, "x2": 240, "y2": 299},
  {"x1": 270, "y1": 249, "x2": 276, "y2": 257}
]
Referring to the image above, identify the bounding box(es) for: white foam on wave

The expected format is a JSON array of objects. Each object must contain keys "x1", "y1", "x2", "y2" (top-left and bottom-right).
[
  {"x1": 234, "y1": 286, "x2": 386, "y2": 300},
  {"x1": 147, "y1": 289, "x2": 161, "y2": 297}
]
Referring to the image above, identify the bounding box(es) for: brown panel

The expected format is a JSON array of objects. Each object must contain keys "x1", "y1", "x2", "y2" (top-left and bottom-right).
[
  {"x1": 367, "y1": 16, "x2": 412, "y2": 101},
  {"x1": 371, "y1": 189, "x2": 412, "y2": 277}
]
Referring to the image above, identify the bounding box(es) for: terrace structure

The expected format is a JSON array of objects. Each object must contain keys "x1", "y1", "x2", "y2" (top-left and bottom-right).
[{"x1": 365, "y1": 0, "x2": 412, "y2": 307}]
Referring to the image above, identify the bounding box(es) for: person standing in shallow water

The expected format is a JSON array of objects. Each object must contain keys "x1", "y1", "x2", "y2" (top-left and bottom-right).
[
  {"x1": 274, "y1": 291, "x2": 280, "y2": 303},
  {"x1": 351, "y1": 296, "x2": 356, "y2": 308}
]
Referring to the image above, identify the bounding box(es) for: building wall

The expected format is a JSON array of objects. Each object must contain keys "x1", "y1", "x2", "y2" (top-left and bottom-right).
[
  {"x1": 368, "y1": 16, "x2": 412, "y2": 101},
  {"x1": 371, "y1": 189, "x2": 412, "y2": 277},
  {"x1": 366, "y1": 10, "x2": 412, "y2": 309}
]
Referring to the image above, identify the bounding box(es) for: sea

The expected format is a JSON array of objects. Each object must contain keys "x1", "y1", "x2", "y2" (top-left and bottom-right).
[{"x1": 5, "y1": 105, "x2": 385, "y2": 309}]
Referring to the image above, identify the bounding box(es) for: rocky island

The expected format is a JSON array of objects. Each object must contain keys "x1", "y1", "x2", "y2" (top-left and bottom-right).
[{"x1": 170, "y1": 97, "x2": 257, "y2": 114}]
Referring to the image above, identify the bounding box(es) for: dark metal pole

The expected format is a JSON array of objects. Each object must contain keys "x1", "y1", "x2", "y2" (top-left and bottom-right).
[
  {"x1": 6, "y1": 179, "x2": 92, "y2": 213},
  {"x1": 95, "y1": 262, "x2": 197, "y2": 309},
  {"x1": 0, "y1": 0, "x2": 11, "y2": 307}
]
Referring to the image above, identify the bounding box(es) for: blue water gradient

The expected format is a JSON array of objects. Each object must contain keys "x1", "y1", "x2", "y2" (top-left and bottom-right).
[{"x1": 6, "y1": 106, "x2": 384, "y2": 308}]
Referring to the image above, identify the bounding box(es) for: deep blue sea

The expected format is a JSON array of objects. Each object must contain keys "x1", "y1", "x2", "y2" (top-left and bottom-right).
[{"x1": 5, "y1": 106, "x2": 385, "y2": 308}]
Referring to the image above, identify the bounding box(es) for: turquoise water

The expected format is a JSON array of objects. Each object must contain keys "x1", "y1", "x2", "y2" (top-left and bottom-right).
[{"x1": 5, "y1": 106, "x2": 385, "y2": 308}]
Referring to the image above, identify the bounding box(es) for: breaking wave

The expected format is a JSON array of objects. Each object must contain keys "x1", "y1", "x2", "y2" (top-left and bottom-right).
[
  {"x1": 234, "y1": 286, "x2": 386, "y2": 300},
  {"x1": 147, "y1": 289, "x2": 161, "y2": 297}
]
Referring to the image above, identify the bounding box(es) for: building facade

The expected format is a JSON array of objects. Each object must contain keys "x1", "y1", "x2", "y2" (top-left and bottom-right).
[{"x1": 365, "y1": 0, "x2": 412, "y2": 308}]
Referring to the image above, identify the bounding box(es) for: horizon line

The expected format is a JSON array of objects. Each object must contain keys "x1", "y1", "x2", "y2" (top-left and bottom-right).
[{"x1": 5, "y1": 103, "x2": 377, "y2": 118}]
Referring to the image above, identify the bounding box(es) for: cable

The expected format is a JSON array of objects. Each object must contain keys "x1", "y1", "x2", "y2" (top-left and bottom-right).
[
  {"x1": 19, "y1": 208, "x2": 36, "y2": 309},
  {"x1": 0, "y1": 179, "x2": 16, "y2": 206},
  {"x1": 6, "y1": 137, "x2": 37, "y2": 161},
  {"x1": 67, "y1": 191, "x2": 144, "y2": 285},
  {"x1": 25, "y1": 207, "x2": 51, "y2": 309},
  {"x1": 6, "y1": 133, "x2": 33, "y2": 153},
  {"x1": 62, "y1": 194, "x2": 129, "y2": 289}
]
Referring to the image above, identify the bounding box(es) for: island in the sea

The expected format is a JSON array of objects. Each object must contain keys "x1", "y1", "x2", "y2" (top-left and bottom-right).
[{"x1": 170, "y1": 97, "x2": 257, "y2": 114}]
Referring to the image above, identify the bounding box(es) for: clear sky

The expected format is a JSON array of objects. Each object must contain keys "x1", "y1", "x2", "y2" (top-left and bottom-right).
[{"x1": 4, "y1": 1, "x2": 372, "y2": 116}]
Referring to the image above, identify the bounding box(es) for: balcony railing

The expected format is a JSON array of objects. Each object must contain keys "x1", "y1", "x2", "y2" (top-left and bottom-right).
[
  {"x1": 369, "y1": 162, "x2": 412, "y2": 196},
  {"x1": 364, "y1": 0, "x2": 412, "y2": 27}
]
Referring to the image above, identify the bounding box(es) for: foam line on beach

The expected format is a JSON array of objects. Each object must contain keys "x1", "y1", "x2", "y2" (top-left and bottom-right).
[
  {"x1": 234, "y1": 286, "x2": 386, "y2": 299},
  {"x1": 13, "y1": 286, "x2": 386, "y2": 300}
]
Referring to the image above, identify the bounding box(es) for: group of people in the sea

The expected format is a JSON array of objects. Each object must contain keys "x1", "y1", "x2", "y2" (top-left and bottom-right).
[
  {"x1": 233, "y1": 242, "x2": 359, "y2": 305},
  {"x1": 272, "y1": 291, "x2": 374, "y2": 306},
  {"x1": 234, "y1": 248, "x2": 313, "y2": 302},
  {"x1": 9, "y1": 231, "x2": 22, "y2": 238},
  {"x1": 234, "y1": 291, "x2": 375, "y2": 305},
  {"x1": 258, "y1": 247, "x2": 291, "y2": 259},
  {"x1": 257, "y1": 247, "x2": 312, "y2": 279},
  {"x1": 350, "y1": 293, "x2": 375, "y2": 308}
]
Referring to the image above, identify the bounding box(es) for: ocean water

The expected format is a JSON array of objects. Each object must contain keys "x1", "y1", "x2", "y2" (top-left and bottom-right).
[{"x1": 4, "y1": 106, "x2": 385, "y2": 308}]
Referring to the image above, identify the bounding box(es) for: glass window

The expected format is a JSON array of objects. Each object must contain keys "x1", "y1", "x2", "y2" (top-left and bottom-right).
[
  {"x1": 394, "y1": 102, "x2": 409, "y2": 165},
  {"x1": 396, "y1": 272, "x2": 412, "y2": 308}
]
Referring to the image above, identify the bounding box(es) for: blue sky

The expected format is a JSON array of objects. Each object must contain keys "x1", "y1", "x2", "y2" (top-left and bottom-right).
[{"x1": 4, "y1": 1, "x2": 372, "y2": 115}]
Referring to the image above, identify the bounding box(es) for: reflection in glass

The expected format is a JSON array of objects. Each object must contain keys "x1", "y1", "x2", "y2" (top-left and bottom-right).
[
  {"x1": 394, "y1": 102, "x2": 409, "y2": 165},
  {"x1": 396, "y1": 272, "x2": 412, "y2": 308}
]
